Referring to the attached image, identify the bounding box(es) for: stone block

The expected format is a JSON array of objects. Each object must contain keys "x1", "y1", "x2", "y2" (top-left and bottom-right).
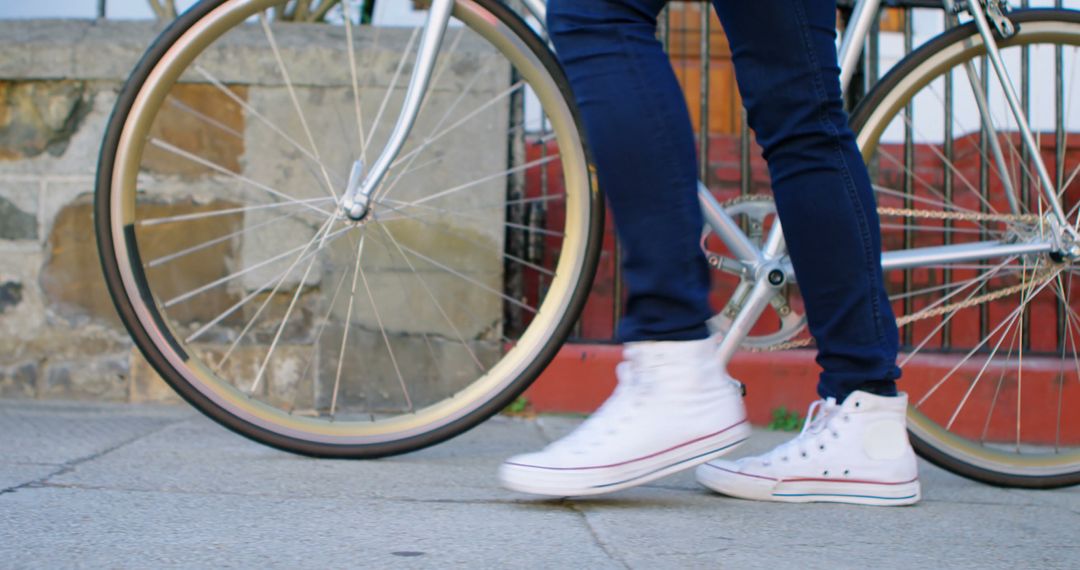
[
  {"x1": 0, "y1": 88, "x2": 114, "y2": 178},
  {"x1": 0, "y1": 249, "x2": 46, "y2": 342},
  {"x1": 0, "y1": 281, "x2": 22, "y2": 315},
  {"x1": 142, "y1": 83, "x2": 248, "y2": 177},
  {"x1": 38, "y1": 196, "x2": 120, "y2": 327},
  {"x1": 0, "y1": 20, "x2": 156, "y2": 81},
  {"x1": 42, "y1": 354, "x2": 128, "y2": 401},
  {"x1": 0, "y1": 21, "x2": 502, "y2": 90},
  {"x1": 128, "y1": 348, "x2": 182, "y2": 404},
  {"x1": 40, "y1": 196, "x2": 244, "y2": 328},
  {"x1": 0, "y1": 19, "x2": 514, "y2": 405},
  {"x1": 131, "y1": 342, "x2": 315, "y2": 410},
  {"x1": 313, "y1": 324, "x2": 501, "y2": 415},
  {"x1": 0, "y1": 361, "x2": 37, "y2": 399},
  {"x1": 0, "y1": 182, "x2": 38, "y2": 240},
  {"x1": 0, "y1": 80, "x2": 91, "y2": 161}
]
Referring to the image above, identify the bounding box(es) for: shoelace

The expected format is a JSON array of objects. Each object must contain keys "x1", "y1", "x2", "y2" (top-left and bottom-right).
[{"x1": 759, "y1": 397, "x2": 842, "y2": 467}]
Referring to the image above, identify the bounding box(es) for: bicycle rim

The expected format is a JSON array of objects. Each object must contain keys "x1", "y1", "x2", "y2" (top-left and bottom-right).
[
  {"x1": 852, "y1": 9, "x2": 1080, "y2": 487},
  {"x1": 95, "y1": 0, "x2": 602, "y2": 457}
]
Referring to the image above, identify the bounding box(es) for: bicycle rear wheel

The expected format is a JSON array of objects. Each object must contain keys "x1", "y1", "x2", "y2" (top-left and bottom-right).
[
  {"x1": 852, "y1": 9, "x2": 1080, "y2": 487},
  {"x1": 95, "y1": 0, "x2": 602, "y2": 457}
]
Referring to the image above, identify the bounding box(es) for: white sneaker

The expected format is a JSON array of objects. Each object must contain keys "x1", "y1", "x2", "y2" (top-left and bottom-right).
[
  {"x1": 696, "y1": 391, "x2": 920, "y2": 506},
  {"x1": 498, "y1": 336, "x2": 750, "y2": 496}
]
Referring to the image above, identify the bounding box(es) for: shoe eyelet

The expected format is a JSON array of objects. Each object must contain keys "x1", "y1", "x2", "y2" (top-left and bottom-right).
[
  {"x1": 782, "y1": 457, "x2": 789, "y2": 462},
  {"x1": 843, "y1": 469, "x2": 850, "y2": 476},
  {"x1": 800, "y1": 452, "x2": 807, "y2": 458},
  {"x1": 822, "y1": 470, "x2": 829, "y2": 476},
  {"x1": 854, "y1": 401, "x2": 861, "y2": 408},
  {"x1": 831, "y1": 431, "x2": 839, "y2": 439},
  {"x1": 819, "y1": 444, "x2": 825, "y2": 451}
]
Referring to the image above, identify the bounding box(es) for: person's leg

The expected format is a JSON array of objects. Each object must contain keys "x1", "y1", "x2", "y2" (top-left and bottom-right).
[
  {"x1": 545, "y1": 0, "x2": 713, "y2": 342},
  {"x1": 697, "y1": 0, "x2": 918, "y2": 506},
  {"x1": 710, "y1": 0, "x2": 901, "y2": 402},
  {"x1": 498, "y1": 0, "x2": 748, "y2": 497}
]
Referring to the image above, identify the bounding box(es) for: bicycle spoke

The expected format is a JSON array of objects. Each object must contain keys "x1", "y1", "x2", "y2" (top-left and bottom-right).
[
  {"x1": 378, "y1": 80, "x2": 528, "y2": 202},
  {"x1": 930, "y1": 71, "x2": 1040, "y2": 208},
  {"x1": 288, "y1": 265, "x2": 350, "y2": 413},
  {"x1": 249, "y1": 221, "x2": 328, "y2": 395},
  {"x1": 369, "y1": 234, "x2": 443, "y2": 379},
  {"x1": 373, "y1": 201, "x2": 557, "y2": 276},
  {"x1": 147, "y1": 138, "x2": 334, "y2": 219},
  {"x1": 945, "y1": 286, "x2": 1027, "y2": 431},
  {"x1": 914, "y1": 264, "x2": 1060, "y2": 408},
  {"x1": 343, "y1": 0, "x2": 369, "y2": 161},
  {"x1": 879, "y1": 222, "x2": 988, "y2": 235},
  {"x1": 404, "y1": 154, "x2": 559, "y2": 208},
  {"x1": 889, "y1": 268, "x2": 1013, "y2": 302},
  {"x1": 375, "y1": 51, "x2": 503, "y2": 201},
  {"x1": 382, "y1": 224, "x2": 537, "y2": 313},
  {"x1": 979, "y1": 297, "x2": 1025, "y2": 445},
  {"x1": 194, "y1": 65, "x2": 344, "y2": 189},
  {"x1": 356, "y1": 235, "x2": 413, "y2": 412},
  {"x1": 373, "y1": 223, "x2": 486, "y2": 372},
  {"x1": 139, "y1": 197, "x2": 333, "y2": 229},
  {"x1": 1053, "y1": 270, "x2": 1077, "y2": 453},
  {"x1": 166, "y1": 95, "x2": 244, "y2": 139},
  {"x1": 893, "y1": 107, "x2": 1003, "y2": 216},
  {"x1": 331, "y1": 234, "x2": 366, "y2": 418},
  {"x1": 899, "y1": 257, "x2": 1015, "y2": 367},
  {"x1": 365, "y1": 26, "x2": 422, "y2": 156},
  {"x1": 163, "y1": 220, "x2": 346, "y2": 308},
  {"x1": 213, "y1": 218, "x2": 341, "y2": 369},
  {"x1": 379, "y1": 192, "x2": 566, "y2": 242},
  {"x1": 257, "y1": 12, "x2": 339, "y2": 202},
  {"x1": 147, "y1": 208, "x2": 307, "y2": 268},
  {"x1": 379, "y1": 193, "x2": 565, "y2": 216}
]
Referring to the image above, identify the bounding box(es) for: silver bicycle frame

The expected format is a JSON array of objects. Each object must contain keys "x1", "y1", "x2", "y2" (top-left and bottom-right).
[
  {"x1": 341, "y1": 0, "x2": 455, "y2": 220},
  {"x1": 337, "y1": 0, "x2": 1067, "y2": 366},
  {"x1": 710, "y1": 0, "x2": 1066, "y2": 365}
]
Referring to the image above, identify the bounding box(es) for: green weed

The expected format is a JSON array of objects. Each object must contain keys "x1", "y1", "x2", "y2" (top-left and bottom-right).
[{"x1": 767, "y1": 406, "x2": 803, "y2": 432}]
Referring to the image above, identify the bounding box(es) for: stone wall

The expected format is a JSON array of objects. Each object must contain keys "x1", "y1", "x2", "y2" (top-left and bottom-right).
[{"x1": 0, "y1": 20, "x2": 507, "y2": 404}]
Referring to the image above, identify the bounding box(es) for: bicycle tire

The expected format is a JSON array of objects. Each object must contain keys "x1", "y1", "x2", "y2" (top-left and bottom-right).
[
  {"x1": 851, "y1": 8, "x2": 1080, "y2": 488},
  {"x1": 95, "y1": 0, "x2": 604, "y2": 458}
]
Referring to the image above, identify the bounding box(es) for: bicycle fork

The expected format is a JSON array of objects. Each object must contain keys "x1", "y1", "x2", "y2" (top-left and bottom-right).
[{"x1": 340, "y1": 0, "x2": 456, "y2": 221}]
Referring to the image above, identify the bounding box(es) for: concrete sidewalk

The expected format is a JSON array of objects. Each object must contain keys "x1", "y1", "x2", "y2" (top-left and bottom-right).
[{"x1": 1, "y1": 400, "x2": 1077, "y2": 569}]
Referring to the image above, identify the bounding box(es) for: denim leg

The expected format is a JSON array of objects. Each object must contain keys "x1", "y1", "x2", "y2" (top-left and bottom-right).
[
  {"x1": 547, "y1": 0, "x2": 712, "y2": 342},
  {"x1": 711, "y1": 0, "x2": 901, "y2": 400}
]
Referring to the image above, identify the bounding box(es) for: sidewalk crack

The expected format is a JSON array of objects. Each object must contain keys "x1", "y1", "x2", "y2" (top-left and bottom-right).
[
  {"x1": 0, "y1": 417, "x2": 190, "y2": 497},
  {"x1": 557, "y1": 499, "x2": 630, "y2": 569}
]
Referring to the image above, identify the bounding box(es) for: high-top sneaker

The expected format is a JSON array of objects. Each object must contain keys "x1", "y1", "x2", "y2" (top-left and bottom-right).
[
  {"x1": 498, "y1": 336, "x2": 750, "y2": 496},
  {"x1": 696, "y1": 391, "x2": 920, "y2": 505}
]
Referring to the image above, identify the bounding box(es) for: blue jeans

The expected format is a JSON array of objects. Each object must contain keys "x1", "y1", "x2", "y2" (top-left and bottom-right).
[{"x1": 547, "y1": 0, "x2": 900, "y2": 401}]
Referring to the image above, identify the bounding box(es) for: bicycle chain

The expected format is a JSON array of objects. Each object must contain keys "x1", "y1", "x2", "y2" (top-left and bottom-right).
[
  {"x1": 716, "y1": 195, "x2": 1059, "y2": 351},
  {"x1": 876, "y1": 206, "x2": 1042, "y2": 224}
]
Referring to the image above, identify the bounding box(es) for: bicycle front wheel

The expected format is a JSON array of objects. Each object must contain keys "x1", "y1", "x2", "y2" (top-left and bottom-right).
[
  {"x1": 852, "y1": 9, "x2": 1080, "y2": 487},
  {"x1": 95, "y1": 0, "x2": 603, "y2": 457}
]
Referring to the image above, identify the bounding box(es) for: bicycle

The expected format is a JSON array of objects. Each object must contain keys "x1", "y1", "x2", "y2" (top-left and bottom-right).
[{"x1": 95, "y1": 0, "x2": 1080, "y2": 489}]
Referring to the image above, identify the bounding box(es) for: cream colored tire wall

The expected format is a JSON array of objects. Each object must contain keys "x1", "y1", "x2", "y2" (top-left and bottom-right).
[
  {"x1": 95, "y1": 0, "x2": 603, "y2": 458},
  {"x1": 849, "y1": 9, "x2": 1080, "y2": 488}
]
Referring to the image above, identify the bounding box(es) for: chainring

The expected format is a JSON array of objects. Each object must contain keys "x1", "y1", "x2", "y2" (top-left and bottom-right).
[{"x1": 701, "y1": 194, "x2": 808, "y2": 350}]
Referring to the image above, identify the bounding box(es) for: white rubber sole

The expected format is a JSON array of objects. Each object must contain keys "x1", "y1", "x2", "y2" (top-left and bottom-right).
[
  {"x1": 499, "y1": 421, "x2": 752, "y2": 497},
  {"x1": 697, "y1": 463, "x2": 921, "y2": 506}
]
